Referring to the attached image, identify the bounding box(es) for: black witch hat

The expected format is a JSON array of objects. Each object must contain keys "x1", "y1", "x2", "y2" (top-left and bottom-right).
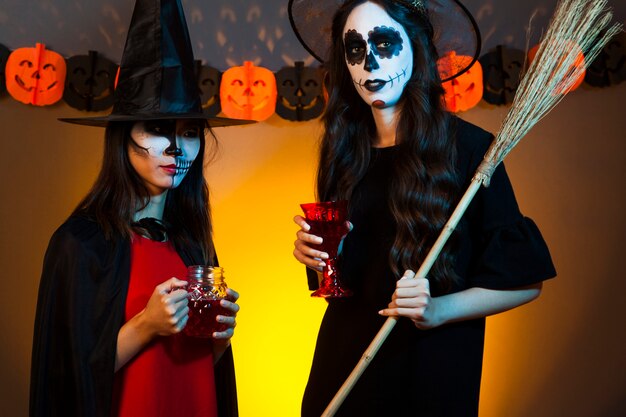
[
  {"x1": 288, "y1": 0, "x2": 481, "y2": 82},
  {"x1": 60, "y1": 0, "x2": 252, "y2": 127}
]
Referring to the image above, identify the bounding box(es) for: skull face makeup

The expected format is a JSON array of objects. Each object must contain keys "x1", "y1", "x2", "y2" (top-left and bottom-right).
[
  {"x1": 343, "y1": 2, "x2": 413, "y2": 109},
  {"x1": 128, "y1": 119, "x2": 202, "y2": 195}
]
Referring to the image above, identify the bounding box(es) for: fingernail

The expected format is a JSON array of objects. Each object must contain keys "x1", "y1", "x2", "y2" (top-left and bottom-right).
[
  {"x1": 320, "y1": 252, "x2": 329, "y2": 259},
  {"x1": 318, "y1": 261, "x2": 326, "y2": 267},
  {"x1": 378, "y1": 310, "x2": 384, "y2": 315}
]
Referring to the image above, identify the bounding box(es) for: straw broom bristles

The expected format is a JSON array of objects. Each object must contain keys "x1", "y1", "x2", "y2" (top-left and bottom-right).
[
  {"x1": 480, "y1": 0, "x2": 622, "y2": 177},
  {"x1": 321, "y1": 1, "x2": 623, "y2": 416}
]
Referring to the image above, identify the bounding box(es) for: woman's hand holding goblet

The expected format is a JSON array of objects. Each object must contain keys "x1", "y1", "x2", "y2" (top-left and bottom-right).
[{"x1": 295, "y1": 201, "x2": 353, "y2": 298}]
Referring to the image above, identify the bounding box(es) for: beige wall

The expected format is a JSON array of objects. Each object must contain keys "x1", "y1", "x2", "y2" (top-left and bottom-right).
[{"x1": 1, "y1": 81, "x2": 625, "y2": 416}]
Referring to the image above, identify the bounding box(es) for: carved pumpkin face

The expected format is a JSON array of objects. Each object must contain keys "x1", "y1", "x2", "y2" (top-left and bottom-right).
[
  {"x1": 480, "y1": 46, "x2": 525, "y2": 105},
  {"x1": 275, "y1": 62, "x2": 325, "y2": 121},
  {"x1": 63, "y1": 50, "x2": 117, "y2": 111},
  {"x1": 196, "y1": 62, "x2": 222, "y2": 117},
  {"x1": 220, "y1": 61, "x2": 277, "y2": 121},
  {"x1": 439, "y1": 52, "x2": 483, "y2": 113},
  {"x1": 528, "y1": 42, "x2": 585, "y2": 94},
  {"x1": 5, "y1": 43, "x2": 66, "y2": 106},
  {"x1": 585, "y1": 31, "x2": 626, "y2": 87}
]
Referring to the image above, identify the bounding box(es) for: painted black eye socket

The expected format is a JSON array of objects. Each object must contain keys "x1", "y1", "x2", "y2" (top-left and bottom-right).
[
  {"x1": 144, "y1": 120, "x2": 175, "y2": 136},
  {"x1": 368, "y1": 26, "x2": 404, "y2": 59},
  {"x1": 347, "y1": 45, "x2": 365, "y2": 55},
  {"x1": 181, "y1": 128, "x2": 201, "y2": 139},
  {"x1": 344, "y1": 29, "x2": 367, "y2": 65}
]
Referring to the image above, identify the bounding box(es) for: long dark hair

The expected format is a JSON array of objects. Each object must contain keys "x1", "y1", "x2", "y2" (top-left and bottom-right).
[
  {"x1": 317, "y1": 0, "x2": 459, "y2": 291},
  {"x1": 73, "y1": 120, "x2": 216, "y2": 263}
]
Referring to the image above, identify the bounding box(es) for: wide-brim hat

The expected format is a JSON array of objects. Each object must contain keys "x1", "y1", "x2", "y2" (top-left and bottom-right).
[
  {"x1": 60, "y1": 0, "x2": 253, "y2": 128},
  {"x1": 288, "y1": 0, "x2": 481, "y2": 82}
]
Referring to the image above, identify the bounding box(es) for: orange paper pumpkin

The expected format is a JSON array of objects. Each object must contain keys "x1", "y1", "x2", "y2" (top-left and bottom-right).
[
  {"x1": 220, "y1": 61, "x2": 277, "y2": 121},
  {"x1": 5, "y1": 43, "x2": 66, "y2": 106},
  {"x1": 528, "y1": 42, "x2": 585, "y2": 94},
  {"x1": 439, "y1": 52, "x2": 483, "y2": 113}
]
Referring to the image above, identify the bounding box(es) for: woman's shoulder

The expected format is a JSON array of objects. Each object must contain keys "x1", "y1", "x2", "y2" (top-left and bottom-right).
[
  {"x1": 53, "y1": 214, "x2": 99, "y2": 240},
  {"x1": 450, "y1": 116, "x2": 494, "y2": 155},
  {"x1": 449, "y1": 116, "x2": 495, "y2": 179},
  {"x1": 49, "y1": 214, "x2": 112, "y2": 254}
]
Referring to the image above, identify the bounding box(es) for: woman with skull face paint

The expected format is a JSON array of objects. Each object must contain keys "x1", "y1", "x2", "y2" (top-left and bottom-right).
[
  {"x1": 29, "y1": 1, "x2": 252, "y2": 417},
  {"x1": 289, "y1": 0, "x2": 556, "y2": 416}
]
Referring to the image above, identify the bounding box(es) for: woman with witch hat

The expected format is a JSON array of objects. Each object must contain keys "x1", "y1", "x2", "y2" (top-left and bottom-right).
[
  {"x1": 29, "y1": 1, "x2": 251, "y2": 416},
  {"x1": 290, "y1": 0, "x2": 556, "y2": 416}
]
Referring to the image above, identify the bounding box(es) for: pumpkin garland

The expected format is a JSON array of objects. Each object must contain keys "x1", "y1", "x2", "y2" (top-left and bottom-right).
[
  {"x1": 63, "y1": 50, "x2": 117, "y2": 112},
  {"x1": 220, "y1": 61, "x2": 277, "y2": 121},
  {"x1": 5, "y1": 43, "x2": 66, "y2": 106},
  {"x1": 275, "y1": 61, "x2": 325, "y2": 121},
  {"x1": 479, "y1": 45, "x2": 526, "y2": 105},
  {"x1": 196, "y1": 60, "x2": 222, "y2": 116},
  {"x1": 0, "y1": 43, "x2": 10, "y2": 96},
  {"x1": 1, "y1": 30, "x2": 624, "y2": 117},
  {"x1": 528, "y1": 42, "x2": 586, "y2": 94},
  {"x1": 439, "y1": 52, "x2": 484, "y2": 113},
  {"x1": 584, "y1": 30, "x2": 626, "y2": 87}
]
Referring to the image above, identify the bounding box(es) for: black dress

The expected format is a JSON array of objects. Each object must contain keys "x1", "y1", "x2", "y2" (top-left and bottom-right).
[{"x1": 301, "y1": 119, "x2": 556, "y2": 417}]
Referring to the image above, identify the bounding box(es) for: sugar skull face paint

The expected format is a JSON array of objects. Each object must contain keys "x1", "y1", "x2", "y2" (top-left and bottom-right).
[
  {"x1": 129, "y1": 119, "x2": 202, "y2": 195},
  {"x1": 343, "y1": 2, "x2": 413, "y2": 108}
]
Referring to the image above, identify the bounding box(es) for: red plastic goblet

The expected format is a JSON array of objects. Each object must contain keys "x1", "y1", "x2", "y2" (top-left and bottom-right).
[{"x1": 300, "y1": 200, "x2": 352, "y2": 298}]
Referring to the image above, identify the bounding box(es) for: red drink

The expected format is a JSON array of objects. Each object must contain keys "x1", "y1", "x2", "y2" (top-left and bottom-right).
[
  {"x1": 184, "y1": 298, "x2": 230, "y2": 338},
  {"x1": 307, "y1": 219, "x2": 346, "y2": 256},
  {"x1": 300, "y1": 200, "x2": 353, "y2": 298},
  {"x1": 183, "y1": 265, "x2": 230, "y2": 337}
]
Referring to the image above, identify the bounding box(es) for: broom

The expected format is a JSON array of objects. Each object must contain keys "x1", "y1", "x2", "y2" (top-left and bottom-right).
[{"x1": 321, "y1": 0, "x2": 623, "y2": 415}]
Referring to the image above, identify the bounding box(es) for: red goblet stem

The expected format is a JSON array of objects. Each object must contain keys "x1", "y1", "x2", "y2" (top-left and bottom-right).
[
  {"x1": 301, "y1": 200, "x2": 353, "y2": 298},
  {"x1": 311, "y1": 257, "x2": 352, "y2": 298},
  {"x1": 322, "y1": 257, "x2": 340, "y2": 288}
]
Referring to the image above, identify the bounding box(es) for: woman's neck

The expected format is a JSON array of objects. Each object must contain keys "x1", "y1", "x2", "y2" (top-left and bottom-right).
[
  {"x1": 371, "y1": 105, "x2": 400, "y2": 148},
  {"x1": 133, "y1": 190, "x2": 168, "y2": 222}
]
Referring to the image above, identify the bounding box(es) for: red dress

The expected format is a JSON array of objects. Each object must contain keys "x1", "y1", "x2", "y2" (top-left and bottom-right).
[{"x1": 112, "y1": 235, "x2": 218, "y2": 417}]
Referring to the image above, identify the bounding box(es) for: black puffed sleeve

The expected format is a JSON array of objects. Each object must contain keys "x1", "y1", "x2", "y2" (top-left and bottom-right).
[{"x1": 453, "y1": 118, "x2": 556, "y2": 290}]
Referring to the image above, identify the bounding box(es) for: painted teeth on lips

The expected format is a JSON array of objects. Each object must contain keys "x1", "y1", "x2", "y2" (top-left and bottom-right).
[
  {"x1": 363, "y1": 79, "x2": 386, "y2": 92},
  {"x1": 175, "y1": 160, "x2": 192, "y2": 172}
]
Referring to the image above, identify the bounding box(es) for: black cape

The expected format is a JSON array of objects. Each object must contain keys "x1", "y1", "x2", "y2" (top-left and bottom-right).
[{"x1": 30, "y1": 215, "x2": 238, "y2": 417}]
